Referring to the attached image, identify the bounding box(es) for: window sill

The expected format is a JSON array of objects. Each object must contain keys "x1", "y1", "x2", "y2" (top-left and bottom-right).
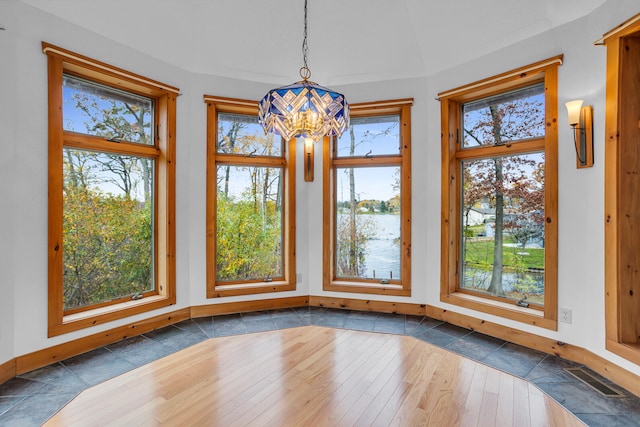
[
  {"x1": 324, "y1": 280, "x2": 411, "y2": 297},
  {"x1": 442, "y1": 292, "x2": 556, "y2": 330},
  {"x1": 49, "y1": 294, "x2": 175, "y2": 337},
  {"x1": 209, "y1": 281, "x2": 296, "y2": 298},
  {"x1": 606, "y1": 339, "x2": 640, "y2": 366}
]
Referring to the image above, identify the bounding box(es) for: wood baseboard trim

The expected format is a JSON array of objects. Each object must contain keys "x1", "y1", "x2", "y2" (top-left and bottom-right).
[
  {"x1": 309, "y1": 295, "x2": 640, "y2": 398},
  {"x1": 4, "y1": 295, "x2": 639, "y2": 399},
  {"x1": 12, "y1": 297, "x2": 308, "y2": 378},
  {"x1": 424, "y1": 305, "x2": 640, "y2": 398},
  {"x1": 15, "y1": 308, "x2": 191, "y2": 376},
  {"x1": 0, "y1": 358, "x2": 16, "y2": 386},
  {"x1": 191, "y1": 296, "x2": 309, "y2": 318},
  {"x1": 309, "y1": 295, "x2": 426, "y2": 316}
]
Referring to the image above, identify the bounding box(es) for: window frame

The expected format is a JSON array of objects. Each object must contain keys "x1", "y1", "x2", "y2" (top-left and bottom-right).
[
  {"x1": 323, "y1": 99, "x2": 412, "y2": 296},
  {"x1": 204, "y1": 96, "x2": 296, "y2": 297},
  {"x1": 44, "y1": 42, "x2": 178, "y2": 337},
  {"x1": 439, "y1": 57, "x2": 561, "y2": 330},
  {"x1": 602, "y1": 14, "x2": 640, "y2": 364}
]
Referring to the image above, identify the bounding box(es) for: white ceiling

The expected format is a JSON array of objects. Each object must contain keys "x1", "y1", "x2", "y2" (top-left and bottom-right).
[{"x1": 19, "y1": 0, "x2": 607, "y2": 85}]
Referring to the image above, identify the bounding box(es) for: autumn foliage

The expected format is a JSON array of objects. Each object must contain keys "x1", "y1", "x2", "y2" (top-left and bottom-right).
[{"x1": 461, "y1": 84, "x2": 546, "y2": 303}]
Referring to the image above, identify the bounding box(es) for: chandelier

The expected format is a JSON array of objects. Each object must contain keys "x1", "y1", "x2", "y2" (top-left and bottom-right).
[{"x1": 258, "y1": 0, "x2": 349, "y2": 142}]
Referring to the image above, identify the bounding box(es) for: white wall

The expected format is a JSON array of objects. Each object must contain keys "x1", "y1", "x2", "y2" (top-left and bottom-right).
[
  {"x1": 423, "y1": 0, "x2": 639, "y2": 376},
  {"x1": 305, "y1": 76, "x2": 430, "y2": 305},
  {"x1": 2, "y1": 0, "x2": 640, "y2": 378},
  {"x1": 182, "y1": 71, "x2": 313, "y2": 305},
  {"x1": 0, "y1": 1, "x2": 18, "y2": 365},
  {"x1": 1, "y1": 0, "x2": 192, "y2": 354}
]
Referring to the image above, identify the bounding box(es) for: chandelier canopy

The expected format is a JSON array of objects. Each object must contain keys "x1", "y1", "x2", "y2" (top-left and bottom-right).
[{"x1": 258, "y1": 0, "x2": 349, "y2": 142}]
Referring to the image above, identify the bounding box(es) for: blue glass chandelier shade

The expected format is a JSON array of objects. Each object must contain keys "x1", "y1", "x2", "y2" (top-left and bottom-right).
[{"x1": 258, "y1": 79, "x2": 350, "y2": 142}]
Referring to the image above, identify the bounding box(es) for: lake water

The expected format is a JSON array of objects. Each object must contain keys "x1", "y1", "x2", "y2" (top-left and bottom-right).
[
  {"x1": 355, "y1": 215, "x2": 544, "y2": 293},
  {"x1": 362, "y1": 214, "x2": 401, "y2": 280},
  {"x1": 462, "y1": 265, "x2": 544, "y2": 295}
]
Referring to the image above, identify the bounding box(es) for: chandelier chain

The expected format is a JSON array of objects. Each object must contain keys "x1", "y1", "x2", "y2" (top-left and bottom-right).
[
  {"x1": 301, "y1": 0, "x2": 310, "y2": 80},
  {"x1": 259, "y1": 0, "x2": 349, "y2": 141}
]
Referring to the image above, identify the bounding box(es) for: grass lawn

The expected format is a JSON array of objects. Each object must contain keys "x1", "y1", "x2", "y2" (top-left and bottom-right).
[{"x1": 463, "y1": 238, "x2": 544, "y2": 270}]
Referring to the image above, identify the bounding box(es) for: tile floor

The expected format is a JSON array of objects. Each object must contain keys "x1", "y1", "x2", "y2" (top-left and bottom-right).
[{"x1": 1, "y1": 307, "x2": 639, "y2": 426}]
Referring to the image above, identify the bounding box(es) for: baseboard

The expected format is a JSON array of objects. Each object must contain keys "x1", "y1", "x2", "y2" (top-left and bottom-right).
[
  {"x1": 13, "y1": 296, "x2": 308, "y2": 377},
  {"x1": 0, "y1": 358, "x2": 15, "y2": 386},
  {"x1": 5, "y1": 295, "x2": 640, "y2": 399},
  {"x1": 423, "y1": 305, "x2": 640, "y2": 398},
  {"x1": 15, "y1": 308, "x2": 191, "y2": 375},
  {"x1": 191, "y1": 296, "x2": 309, "y2": 318},
  {"x1": 310, "y1": 295, "x2": 425, "y2": 316},
  {"x1": 309, "y1": 295, "x2": 640, "y2": 398}
]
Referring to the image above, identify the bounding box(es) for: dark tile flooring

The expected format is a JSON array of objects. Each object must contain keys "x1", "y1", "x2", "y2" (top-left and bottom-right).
[{"x1": 1, "y1": 307, "x2": 639, "y2": 426}]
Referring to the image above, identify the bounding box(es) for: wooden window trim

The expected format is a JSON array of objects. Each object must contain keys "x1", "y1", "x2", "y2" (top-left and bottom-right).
[
  {"x1": 602, "y1": 14, "x2": 640, "y2": 365},
  {"x1": 323, "y1": 99, "x2": 413, "y2": 296},
  {"x1": 439, "y1": 57, "x2": 561, "y2": 330},
  {"x1": 204, "y1": 96, "x2": 296, "y2": 298},
  {"x1": 44, "y1": 42, "x2": 177, "y2": 337}
]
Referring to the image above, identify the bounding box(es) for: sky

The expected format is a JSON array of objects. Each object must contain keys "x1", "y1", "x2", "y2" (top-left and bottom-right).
[
  {"x1": 218, "y1": 113, "x2": 403, "y2": 203},
  {"x1": 64, "y1": 81, "x2": 403, "y2": 205}
]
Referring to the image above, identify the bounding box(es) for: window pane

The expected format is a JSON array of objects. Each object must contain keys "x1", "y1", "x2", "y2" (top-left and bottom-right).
[
  {"x1": 63, "y1": 148, "x2": 154, "y2": 311},
  {"x1": 336, "y1": 115, "x2": 400, "y2": 157},
  {"x1": 462, "y1": 84, "x2": 545, "y2": 148},
  {"x1": 63, "y1": 75, "x2": 154, "y2": 144},
  {"x1": 216, "y1": 165, "x2": 283, "y2": 281},
  {"x1": 460, "y1": 152, "x2": 545, "y2": 305},
  {"x1": 335, "y1": 166, "x2": 401, "y2": 280},
  {"x1": 218, "y1": 113, "x2": 282, "y2": 157}
]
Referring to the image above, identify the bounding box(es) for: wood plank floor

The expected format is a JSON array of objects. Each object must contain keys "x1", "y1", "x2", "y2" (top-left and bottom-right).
[{"x1": 44, "y1": 326, "x2": 585, "y2": 426}]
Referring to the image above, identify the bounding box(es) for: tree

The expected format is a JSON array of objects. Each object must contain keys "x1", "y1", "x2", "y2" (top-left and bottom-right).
[
  {"x1": 69, "y1": 87, "x2": 153, "y2": 203},
  {"x1": 462, "y1": 89, "x2": 545, "y2": 297},
  {"x1": 62, "y1": 82, "x2": 154, "y2": 309},
  {"x1": 334, "y1": 118, "x2": 400, "y2": 278},
  {"x1": 214, "y1": 115, "x2": 284, "y2": 281},
  {"x1": 218, "y1": 118, "x2": 244, "y2": 198},
  {"x1": 346, "y1": 125, "x2": 360, "y2": 274},
  {"x1": 335, "y1": 213, "x2": 375, "y2": 277},
  {"x1": 63, "y1": 158, "x2": 152, "y2": 310},
  {"x1": 216, "y1": 189, "x2": 281, "y2": 280}
]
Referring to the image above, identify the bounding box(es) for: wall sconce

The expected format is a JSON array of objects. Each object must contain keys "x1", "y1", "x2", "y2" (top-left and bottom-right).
[
  {"x1": 565, "y1": 100, "x2": 594, "y2": 168},
  {"x1": 304, "y1": 137, "x2": 314, "y2": 182}
]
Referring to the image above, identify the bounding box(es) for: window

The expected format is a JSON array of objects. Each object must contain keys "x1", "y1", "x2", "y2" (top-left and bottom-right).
[
  {"x1": 205, "y1": 96, "x2": 296, "y2": 297},
  {"x1": 439, "y1": 57, "x2": 560, "y2": 329},
  {"x1": 44, "y1": 43, "x2": 177, "y2": 336},
  {"x1": 323, "y1": 99, "x2": 412, "y2": 296}
]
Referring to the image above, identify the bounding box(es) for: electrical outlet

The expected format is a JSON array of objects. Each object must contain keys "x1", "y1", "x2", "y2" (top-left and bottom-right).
[
  {"x1": 560, "y1": 308, "x2": 572, "y2": 324},
  {"x1": 296, "y1": 273, "x2": 302, "y2": 283}
]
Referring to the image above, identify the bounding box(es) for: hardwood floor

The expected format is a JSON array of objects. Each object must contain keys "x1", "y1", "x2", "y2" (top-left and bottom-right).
[{"x1": 45, "y1": 326, "x2": 584, "y2": 426}]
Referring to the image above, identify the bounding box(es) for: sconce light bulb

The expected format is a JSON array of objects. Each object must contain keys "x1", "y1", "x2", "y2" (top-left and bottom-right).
[
  {"x1": 565, "y1": 99, "x2": 584, "y2": 127},
  {"x1": 304, "y1": 137, "x2": 314, "y2": 151}
]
